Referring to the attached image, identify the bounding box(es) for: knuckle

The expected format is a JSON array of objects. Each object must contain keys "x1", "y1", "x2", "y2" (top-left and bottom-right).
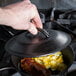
[{"x1": 31, "y1": 4, "x2": 37, "y2": 9}]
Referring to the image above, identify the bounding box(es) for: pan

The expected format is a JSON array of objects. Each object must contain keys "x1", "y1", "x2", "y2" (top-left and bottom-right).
[{"x1": 11, "y1": 46, "x2": 75, "y2": 76}]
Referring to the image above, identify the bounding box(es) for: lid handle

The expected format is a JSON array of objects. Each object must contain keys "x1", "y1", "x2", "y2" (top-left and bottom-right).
[
  {"x1": 26, "y1": 28, "x2": 50, "y2": 39},
  {"x1": 37, "y1": 28, "x2": 49, "y2": 38}
]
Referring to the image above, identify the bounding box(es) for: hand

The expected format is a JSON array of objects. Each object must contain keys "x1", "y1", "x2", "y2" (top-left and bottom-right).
[{"x1": 2, "y1": 0, "x2": 43, "y2": 35}]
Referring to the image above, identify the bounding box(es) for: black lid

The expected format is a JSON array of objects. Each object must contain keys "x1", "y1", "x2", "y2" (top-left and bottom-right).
[{"x1": 5, "y1": 29, "x2": 71, "y2": 57}]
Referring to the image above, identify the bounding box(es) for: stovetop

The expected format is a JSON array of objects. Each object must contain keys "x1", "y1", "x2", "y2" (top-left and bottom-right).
[{"x1": 0, "y1": 9, "x2": 76, "y2": 76}]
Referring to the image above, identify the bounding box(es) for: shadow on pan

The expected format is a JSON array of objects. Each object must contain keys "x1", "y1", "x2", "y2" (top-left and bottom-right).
[{"x1": 67, "y1": 70, "x2": 76, "y2": 76}]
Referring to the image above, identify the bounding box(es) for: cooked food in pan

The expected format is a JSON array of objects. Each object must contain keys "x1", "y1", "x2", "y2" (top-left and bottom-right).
[
  {"x1": 33, "y1": 52, "x2": 67, "y2": 71},
  {"x1": 21, "y1": 52, "x2": 67, "y2": 76},
  {"x1": 21, "y1": 58, "x2": 51, "y2": 76}
]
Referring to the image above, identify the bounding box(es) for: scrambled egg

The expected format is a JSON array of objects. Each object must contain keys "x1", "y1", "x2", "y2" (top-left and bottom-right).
[{"x1": 33, "y1": 52, "x2": 67, "y2": 71}]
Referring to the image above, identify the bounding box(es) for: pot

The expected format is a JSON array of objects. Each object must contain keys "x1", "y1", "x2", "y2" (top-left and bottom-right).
[
  {"x1": 11, "y1": 46, "x2": 75, "y2": 76},
  {"x1": 67, "y1": 62, "x2": 76, "y2": 76}
]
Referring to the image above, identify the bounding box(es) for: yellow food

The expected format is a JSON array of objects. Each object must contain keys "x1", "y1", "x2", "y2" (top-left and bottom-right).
[{"x1": 33, "y1": 52, "x2": 67, "y2": 71}]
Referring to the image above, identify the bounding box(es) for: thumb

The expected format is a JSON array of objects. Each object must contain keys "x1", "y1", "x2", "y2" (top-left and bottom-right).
[{"x1": 28, "y1": 22, "x2": 38, "y2": 35}]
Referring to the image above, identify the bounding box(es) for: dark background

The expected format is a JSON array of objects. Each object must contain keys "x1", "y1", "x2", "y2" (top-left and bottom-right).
[{"x1": 0, "y1": 0, "x2": 76, "y2": 10}]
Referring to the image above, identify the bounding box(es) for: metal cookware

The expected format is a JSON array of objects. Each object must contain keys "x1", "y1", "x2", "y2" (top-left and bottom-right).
[
  {"x1": 11, "y1": 46, "x2": 75, "y2": 76},
  {"x1": 5, "y1": 29, "x2": 71, "y2": 57}
]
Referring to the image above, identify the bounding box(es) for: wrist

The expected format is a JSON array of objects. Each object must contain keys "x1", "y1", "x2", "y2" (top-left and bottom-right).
[
  {"x1": 0, "y1": 8, "x2": 9, "y2": 25},
  {"x1": 0, "y1": 8, "x2": 15, "y2": 27}
]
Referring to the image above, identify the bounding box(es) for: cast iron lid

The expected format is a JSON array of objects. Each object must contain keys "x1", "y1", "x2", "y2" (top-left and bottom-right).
[{"x1": 5, "y1": 29, "x2": 71, "y2": 57}]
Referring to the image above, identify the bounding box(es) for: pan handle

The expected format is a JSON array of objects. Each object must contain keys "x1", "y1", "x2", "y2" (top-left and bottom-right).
[{"x1": 0, "y1": 67, "x2": 15, "y2": 72}]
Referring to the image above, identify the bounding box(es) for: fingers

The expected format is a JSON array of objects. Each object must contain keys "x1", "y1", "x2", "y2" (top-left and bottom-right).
[
  {"x1": 33, "y1": 10, "x2": 43, "y2": 29},
  {"x1": 28, "y1": 6, "x2": 43, "y2": 34},
  {"x1": 28, "y1": 4, "x2": 43, "y2": 29},
  {"x1": 33, "y1": 16, "x2": 43, "y2": 29},
  {"x1": 28, "y1": 22, "x2": 38, "y2": 35},
  {"x1": 11, "y1": 22, "x2": 37, "y2": 35}
]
